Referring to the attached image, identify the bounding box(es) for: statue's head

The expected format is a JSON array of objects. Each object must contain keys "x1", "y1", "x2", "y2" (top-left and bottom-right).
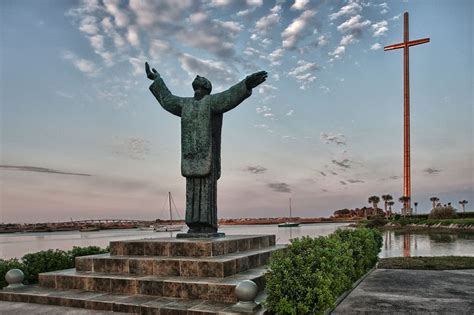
[{"x1": 192, "y1": 75, "x2": 212, "y2": 100}]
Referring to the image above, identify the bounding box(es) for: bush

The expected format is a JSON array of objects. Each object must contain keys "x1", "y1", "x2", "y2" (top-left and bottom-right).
[
  {"x1": 0, "y1": 258, "x2": 26, "y2": 288},
  {"x1": 429, "y1": 206, "x2": 457, "y2": 219},
  {"x1": 365, "y1": 215, "x2": 388, "y2": 228},
  {"x1": 22, "y1": 249, "x2": 72, "y2": 284},
  {"x1": 0, "y1": 246, "x2": 109, "y2": 287},
  {"x1": 69, "y1": 246, "x2": 108, "y2": 266},
  {"x1": 265, "y1": 228, "x2": 382, "y2": 314}
]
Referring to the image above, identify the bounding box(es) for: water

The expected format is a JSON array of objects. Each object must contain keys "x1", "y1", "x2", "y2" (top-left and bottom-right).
[{"x1": 1, "y1": 223, "x2": 473, "y2": 259}]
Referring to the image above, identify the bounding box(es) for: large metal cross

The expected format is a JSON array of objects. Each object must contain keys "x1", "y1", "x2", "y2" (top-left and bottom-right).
[{"x1": 384, "y1": 12, "x2": 429, "y2": 214}]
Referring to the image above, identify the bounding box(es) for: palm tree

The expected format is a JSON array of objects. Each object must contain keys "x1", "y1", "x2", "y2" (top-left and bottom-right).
[
  {"x1": 430, "y1": 197, "x2": 439, "y2": 210},
  {"x1": 368, "y1": 196, "x2": 380, "y2": 216},
  {"x1": 387, "y1": 201, "x2": 395, "y2": 214},
  {"x1": 414, "y1": 202, "x2": 418, "y2": 214},
  {"x1": 381, "y1": 194, "x2": 393, "y2": 214},
  {"x1": 399, "y1": 196, "x2": 410, "y2": 216},
  {"x1": 459, "y1": 200, "x2": 468, "y2": 213}
]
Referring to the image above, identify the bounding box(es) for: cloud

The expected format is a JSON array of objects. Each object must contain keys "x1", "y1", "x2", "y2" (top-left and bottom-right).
[
  {"x1": 329, "y1": 1, "x2": 362, "y2": 20},
  {"x1": 288, "y1": 60, "x2": 318, "y2": 89},
  {"x1": 282, "y1": 10, "x2": 316, "y2": 49},
  {"x1": 328, "y1": 45, "x2": 345, "y2": 60},
  {"x1": 332, "y1": 159, "x2": 351, "y2": 169},
  {"x1": 370, "y1": 43, "x2": 382, "y2": 50},
  {"x1": 391, "y1": 14, "x2": 401, "y2": 21},
  {"x1": 340, "y1": 34, "x2": 356, "y2": 45},
  {"x1": 340, "y1": 180, "x2": 347, "y2": 185},
  {"x1": 103, "y1": 0, "x2": 129, "y2": 27},
  {"x1": 244, "y1": 165, "x2": 267, "y2": 174},
  {"x1": 347, "y1": 179, "x2": 364, "y2": 183},
  {"x1": 330, "y1": 171, "x2": 338, "y2": 175},
  {"x1": 258, "y1": 84, "x2": 277, "y2": 94},
  {"x1": 62, "y1": 50, "x2": 99, "y2": 76},
  {"x1": 424, "y1": 167, "x2": 442, "y2": 175},
  {"x1": 268, "y1": 48, "x2": 284, "y2": 66},
  {"x1": 110, "y1": 137, "x2": 151, "y2": 160},
  {"x1": 372, "y1": 20, "x2": 388, "y2": 37},
  {"x1": 337, "y1": 15, "x2": 371, "y2": 35},
  {"x1": 320, "y1": 171, "x2": 327, "y2": 176},
  {"x1": 379, "y1": 175, "x2": 400, "y2": 181},
  {"x1": 177, "y1": 53, "x2": 236, "y2": 85},
  {"x1": 0, "y1": 165, "x2": 91, "y2": 176},
  {"x1": 286, "y1": 109, "x2": 294, "y2": 116},
  {"x1": 268, "y1": 182, "x2": 291, "y2": 193},
  {"x1": 255, "y1": 5, "x2": 281, "y2": 34},
  {"x1": 254, "y1": 124, "x2": 269, "y2": 129},
  {"x1": 126, "y1": 25, "x2": 140, "y2": 47},
  {"x1": 320, "y1": 132, "x2": 346, "y2": 145},
  {"x1": 256, "y1": 105, "x2": 271, "y2": 114},
  {"x1": 291, "y1": 0, "x2": 310, "y2": 11}
]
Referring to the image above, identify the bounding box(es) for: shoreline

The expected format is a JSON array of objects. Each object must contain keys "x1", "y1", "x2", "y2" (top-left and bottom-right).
[
  {"x1": 382, "y1": 222, "x2": 474, "y2": 233},
  {"x1": 0, "y1": 218, "x2": 358, "y2": 234}
]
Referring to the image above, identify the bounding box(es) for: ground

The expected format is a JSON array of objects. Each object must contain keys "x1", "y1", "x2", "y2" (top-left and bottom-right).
[{"x1": 332, "y1": 269, "x2": 474, "y2": 314}]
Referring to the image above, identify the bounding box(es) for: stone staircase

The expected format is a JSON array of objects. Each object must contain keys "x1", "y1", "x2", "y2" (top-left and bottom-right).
[{"x1": 0, "y1": 234, "x2": 285, "y2": 314}]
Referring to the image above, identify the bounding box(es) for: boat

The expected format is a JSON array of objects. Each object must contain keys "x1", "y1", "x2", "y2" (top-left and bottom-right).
[
  {"x1": 278, "y1": 198, "x2": 301, "y2": 227},
  {"x1": 154, "y1": 192, "x2": 185, "y2": 232},
  {"x1": 79, "y1": 226, "x2": 100, "y2": 232}
]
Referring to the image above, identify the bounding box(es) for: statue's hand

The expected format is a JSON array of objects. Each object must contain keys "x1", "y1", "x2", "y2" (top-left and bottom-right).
[
  {"x1": 145, "y1": 62, "x2": 160, "y2": 81},
  {"x1": 245, "y1": 71, "x2": 268, "y2": 89}
]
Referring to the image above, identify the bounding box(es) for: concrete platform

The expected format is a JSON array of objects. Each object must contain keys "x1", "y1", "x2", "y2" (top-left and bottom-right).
[
  {"x1": 1, "y1": 235, "x2": 282, "y2": 314},
  {"x1": 332, "y1": 269, "x2": 474, "y2": 314}
]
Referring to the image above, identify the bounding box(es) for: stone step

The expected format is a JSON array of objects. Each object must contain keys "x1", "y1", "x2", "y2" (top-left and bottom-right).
[
  {"x1": 76, "y1": 245, "x2": 286, "y2": 278},
  {"x1": 109, "y1": 234, "x2": 275, "y2": 257},
  {"x1": 39, "y1": 267, "x2": 267, "y2": 303},
  {"x1": 0, "y1": 285, "x2": 265, "y2": 314}
]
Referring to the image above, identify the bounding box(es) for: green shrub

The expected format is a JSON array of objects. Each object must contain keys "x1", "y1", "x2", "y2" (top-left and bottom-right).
[
  {"x1": 0, "y1": 258, "x2": 27, "y2": 288},
  {"x1": 265, "y1": 228, "x2": 382, "y2": 314},
  {"x1": 333, "y1": 228, "x2": 382, "y2": 280},
  {"x1": 429, "y1": 206, "x2": 457, "y2": 219},
  {"x1": 365, "y1": 215, "x2": 388, "y2": 228},
  {"x1": 21, "y1": 249, "x2": 72, "y2": 284},
  {"x1": 69, "y1": 246, "x2": 108, "y2": 266},
  {"x1": 1, "y1": 246, "x2": 110, "y2": 288}
]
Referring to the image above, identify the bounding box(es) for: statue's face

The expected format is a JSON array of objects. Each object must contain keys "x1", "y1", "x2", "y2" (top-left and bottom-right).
[{"x1": 192, "y1": 75, "x2": 211, "y2": 100}]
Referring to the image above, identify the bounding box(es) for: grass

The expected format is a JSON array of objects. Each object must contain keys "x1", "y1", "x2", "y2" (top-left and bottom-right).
[
  {"x1": 387, "y1": 217, "x2": 474, "y2": 226},
  {"x1": 378, "y1": 256, "x2": 474, "y2": 270}
]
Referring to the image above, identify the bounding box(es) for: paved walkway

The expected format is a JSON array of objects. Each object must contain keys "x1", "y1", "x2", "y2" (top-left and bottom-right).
[
  {"x1": 333, "y1": 269, "x2": 474, "y2": 314},
  {"x1": 0, "y1": 300, "x2": 128, "y2": 314}
]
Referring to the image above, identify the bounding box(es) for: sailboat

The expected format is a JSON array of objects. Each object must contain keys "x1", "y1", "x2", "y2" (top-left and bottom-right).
[
  {"x1": 278, "y1": 197, "x2": 300, "y2": 227},
  {"x1": 154, "y1": 192, "x2": 185, "y2": 232}
]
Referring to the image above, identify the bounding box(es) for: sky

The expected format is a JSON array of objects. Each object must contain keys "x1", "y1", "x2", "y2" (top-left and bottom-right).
[{"x1": 0, "y1": 0, "x2": 472, "y2": 223}]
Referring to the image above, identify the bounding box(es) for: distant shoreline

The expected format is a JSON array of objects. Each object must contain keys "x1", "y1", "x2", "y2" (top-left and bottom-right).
[{"x1": 0, "y1": 217, "x2": 361, "y2": 233}]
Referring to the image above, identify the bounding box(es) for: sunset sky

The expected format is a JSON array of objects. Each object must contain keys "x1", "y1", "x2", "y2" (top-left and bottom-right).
[{"x1": 1, "y1": 0, "x2": 472, "y2": 223}]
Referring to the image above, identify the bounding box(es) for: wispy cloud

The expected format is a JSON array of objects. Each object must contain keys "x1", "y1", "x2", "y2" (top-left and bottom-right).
[
  {"x1": 370, "y1": 43, "x2": 382, "y2": 50},
  {"x1": 62, "y1": 50, "x2": 100, "y2": 76},
  {"x1": 320, "y1": 132, "x2": 346, "y2": 145},
  {"x1": 244, "y1": 165, "x2": 267, "y2": 174},
  {"x1": 347, "y1": 179, "x2": 364, "y2": 183},
  {"x1": 424, "y1": 167, "x2": 442, "y2": 175},
  {"x1": 268, "y1": 182, "x2": 291, "y2": 193},
  {"x1": 332, "y1": 159, "x2": 351, "y2": 169},
  {"x1": 288, "y1": 60, "x2": 318, "y2": 89},
  {"x1": 110, "y1": 137, "x2": 150, "y2": 160},
  {"x1": 0, "y1": 165, "x2": 91, "y2": 176}
]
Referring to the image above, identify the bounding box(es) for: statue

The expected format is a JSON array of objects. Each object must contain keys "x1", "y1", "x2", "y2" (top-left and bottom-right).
[{"x1": 145, "y1": 62, "x2": 267, "y2": 236}]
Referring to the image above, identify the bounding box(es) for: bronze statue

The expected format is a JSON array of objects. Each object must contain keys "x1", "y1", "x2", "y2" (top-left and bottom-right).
[{"x1": 146, "y1": 62, "x2": 267, "y2": 236}]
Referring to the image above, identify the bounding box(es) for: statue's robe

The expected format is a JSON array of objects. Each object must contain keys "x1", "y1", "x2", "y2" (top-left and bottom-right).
[{"x1": 149, "y1": 77, "x2": 251, "y2": 232}]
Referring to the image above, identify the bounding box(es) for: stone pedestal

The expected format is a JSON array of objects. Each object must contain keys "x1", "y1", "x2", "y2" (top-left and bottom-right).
[{"x1": 0, "y1": 235, "x2": 285, "y2": 314}]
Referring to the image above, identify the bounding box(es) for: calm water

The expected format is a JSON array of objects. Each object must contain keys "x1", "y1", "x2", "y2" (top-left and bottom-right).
[{"x1": 1, "y1": 223, "x2": 473, "y2": 259}]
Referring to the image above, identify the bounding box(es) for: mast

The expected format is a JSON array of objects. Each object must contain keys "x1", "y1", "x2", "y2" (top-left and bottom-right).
[
  {"x1": 289, "y1": 198, "x2": 292, "y2": 221},
  {"x1": 168, "y1": 192, "x2": 172, "y2": 223}
]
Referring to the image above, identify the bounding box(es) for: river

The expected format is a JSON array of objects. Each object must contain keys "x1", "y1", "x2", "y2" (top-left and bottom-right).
[{"x1": 1, "y1": 223, "x2": 473, "y2": 259}]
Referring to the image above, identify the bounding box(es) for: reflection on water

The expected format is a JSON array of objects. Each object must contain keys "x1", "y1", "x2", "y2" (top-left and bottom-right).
[
  {"x1": 380, "y1": 230, "x2": 474, "y2": 258},
  {"x1": 1, "y1": 223, "x2": 473, "y2": 259}
]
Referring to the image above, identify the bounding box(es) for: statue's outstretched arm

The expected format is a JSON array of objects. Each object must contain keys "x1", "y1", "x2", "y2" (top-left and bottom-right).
[
  {"x1": 210, "y1": 71, "x2": 267, "y2": 114},
  {"x1": 146, "y1": 62, "x2": 182, "y2": 117}
]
